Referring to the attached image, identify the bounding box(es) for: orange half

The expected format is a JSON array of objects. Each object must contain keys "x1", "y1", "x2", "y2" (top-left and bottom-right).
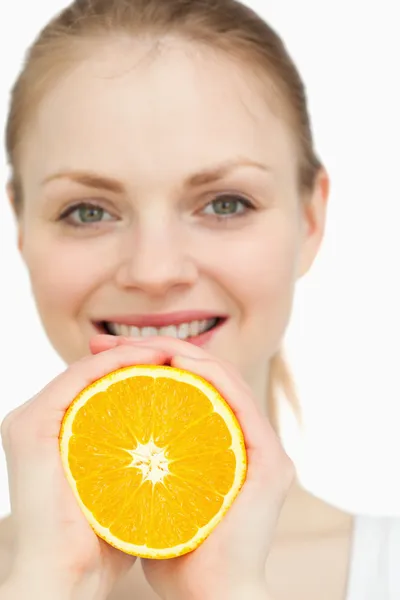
[{"x1": 59, "y1": 365, "x2": 247, "y2": 559}]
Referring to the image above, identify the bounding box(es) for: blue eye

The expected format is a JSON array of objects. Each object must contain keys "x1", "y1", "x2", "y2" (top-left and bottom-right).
[
  {"x1": 59, "y1": 203, "x2": 114, "y2": 225},
  {"x1": 203, "y1": 195, "x2": 254, "y2": 217}
]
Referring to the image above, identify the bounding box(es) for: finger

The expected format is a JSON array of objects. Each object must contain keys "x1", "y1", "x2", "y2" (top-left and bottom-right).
[
  {"x1": 108, "y1": 335, "x2": 262, "y2": 404},
  {"x1": 87, "y1": 336, "x2": 293, "y2": 483},
  {"x1": 90, "y1": 336, "x2": 267, "y2": 444},
  {"x1": 46, "y1": 344, "x2": 169, "y2": 411},
  {"x1": 95, "y1": 334, "x2": 215, "y2": 361},
  {"x1": 89, "y1": 334, "x2": 120, "y2": 354},
  {"x1": 171, "y1": 355, "x2": 293, "y2": 487},
  {"x1": 171, "y1": 355, "x2": 268, "y2": 449},
  {"x1": 1, "y1": 344, "x2": 169, "y2": 449},
  {"x1": 95, "y1": 335, "x2": 266, "y2": 419},
  {"x1": 97, "y1": 336, "x2": 256, "y2": 400}
]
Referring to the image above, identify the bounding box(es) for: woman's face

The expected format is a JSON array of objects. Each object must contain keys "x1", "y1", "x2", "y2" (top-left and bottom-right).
[{"x1": 13, "y1": 39, "x2": 327, "y2": 401}]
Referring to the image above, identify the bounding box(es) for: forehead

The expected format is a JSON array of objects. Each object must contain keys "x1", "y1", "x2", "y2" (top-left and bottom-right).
[{"x1": 21, "y1": 38, "x2": 297, "y2": 185}]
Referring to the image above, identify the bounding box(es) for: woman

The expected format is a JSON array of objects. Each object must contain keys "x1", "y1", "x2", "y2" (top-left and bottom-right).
[{"x1": 0, "y1": 1, "x2": 398, "y2": 599}]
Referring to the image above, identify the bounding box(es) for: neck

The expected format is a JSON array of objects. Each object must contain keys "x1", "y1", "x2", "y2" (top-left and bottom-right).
[
  {"x1": 274, "y1": 480, "x2": 353, "y2": 541},
  {"x1": 247, "y1": 360, "x2": 271, "y2": 418}
]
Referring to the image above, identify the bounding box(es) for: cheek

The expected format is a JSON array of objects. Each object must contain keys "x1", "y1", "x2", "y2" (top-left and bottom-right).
[
  {"x1": 245, "y1": 231, "x2": 297, "y2": 313},
  {"x1": 22, "y1": 233, "x2": 110, "y2": 319},
  {"x1": 212, "y1": 214, "x2": 299, "y2": 347}
]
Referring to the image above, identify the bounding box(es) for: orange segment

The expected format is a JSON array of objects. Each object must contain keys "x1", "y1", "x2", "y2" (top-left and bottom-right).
[
  {"x1": 68, "y1": 437, "x2": 133, "y2": 479},
  {"x1": 107, "y1": 376, "x2": 155, "y2": 444},
  {"x1": 77, "y1": 468, "x2": 143, "y2": 529},
  {"x1": 147, "y1": 481, "x2": 200, "y2": 548},
  {"x1": 111, "y1": 479, "x2": 154, "y2": 546},
  {"x1": 166, "y1": 412, "x2": 233, "y2": 458},
  {"x1": 59, "y1": 365, "x2": 247, "y2": 559},
  {"x1": 163, "y1": 475, "x2": 225, "y2": 529},
  {"x1": 72, "y1": 391, "x2": 137, "y2": 447},
  {"x1": 170, "y1": 449, "x2": 237, "y2": 495},
  {"x1": 151, "y1": 378, "x2": 213, "y2": 446}
]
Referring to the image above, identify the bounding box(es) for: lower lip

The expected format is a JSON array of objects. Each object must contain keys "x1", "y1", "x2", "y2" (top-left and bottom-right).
[{"x1": 94, "y1": 319, "x2": 226, "y2": 346}]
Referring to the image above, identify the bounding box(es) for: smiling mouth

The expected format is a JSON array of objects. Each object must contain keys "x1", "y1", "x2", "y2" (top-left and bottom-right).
[{"x1": 98, "y1": 317, "x2": 225, "y2": 341}]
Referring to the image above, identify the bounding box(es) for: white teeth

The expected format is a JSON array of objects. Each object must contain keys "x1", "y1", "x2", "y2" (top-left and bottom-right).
[
  {"x1": 178, "y1": 323, "x2": 190, "y2": 339},
  {"x1": 109, "y1": 318, "x2": 219, "y2": 340},
  {"x1": 141, "y1": 326, "x2": 158, "y2": 337},
  {"x1": 189, "y1": 320, "x2": 200, "y2": 337},
  {"x1": 159, "y1": 325, "x2": 179, "y2": 338}
]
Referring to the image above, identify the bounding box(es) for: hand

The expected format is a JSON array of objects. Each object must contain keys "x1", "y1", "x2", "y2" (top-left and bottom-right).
[
  {"x1": 1, "y1": 343, "x2": 169, "y2": 600},
  {"x1": 91, "y1": 335, "x2": 294, "y2": 600}
]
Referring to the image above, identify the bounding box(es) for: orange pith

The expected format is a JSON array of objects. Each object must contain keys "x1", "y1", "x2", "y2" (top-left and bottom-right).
[{"x1": 59, "y1": 365, "x2": 247, "y2": 559}]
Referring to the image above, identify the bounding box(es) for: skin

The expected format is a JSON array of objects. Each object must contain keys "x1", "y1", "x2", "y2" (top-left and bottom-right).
[
  {"x1": 3, "y1": 36, "x2": 347, "y2": 600},
  {"x1": 12, "y1": 37, "x2": 327, "y2": 404}
]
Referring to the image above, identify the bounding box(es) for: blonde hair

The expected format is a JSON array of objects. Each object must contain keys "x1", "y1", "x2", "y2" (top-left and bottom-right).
[{"x1": 5, "y1": 0, "x2": 322, "y2": 427}]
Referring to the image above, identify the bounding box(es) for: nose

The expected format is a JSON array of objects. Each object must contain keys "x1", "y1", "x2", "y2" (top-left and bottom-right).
[{"x1": 114, "y1": 217, "x2": 198, "y2": 297}]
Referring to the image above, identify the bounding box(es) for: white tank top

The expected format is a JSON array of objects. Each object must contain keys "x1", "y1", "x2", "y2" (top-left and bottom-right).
[{"x1": 346, "y1": 516, "x2": 400, "y2": 599}]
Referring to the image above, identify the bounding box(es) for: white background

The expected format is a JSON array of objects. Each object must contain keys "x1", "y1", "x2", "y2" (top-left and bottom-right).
[{"x1": 0, "y1": 0, "x2": 399, "y2": 518}]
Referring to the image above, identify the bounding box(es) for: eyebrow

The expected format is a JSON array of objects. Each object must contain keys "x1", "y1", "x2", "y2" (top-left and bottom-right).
[
  {"x1": 183, "y1": 158, "x2": 270, "y2": 188},
  {"x1": 41, "y1": 158, "x2": 270, "y2": 193}
]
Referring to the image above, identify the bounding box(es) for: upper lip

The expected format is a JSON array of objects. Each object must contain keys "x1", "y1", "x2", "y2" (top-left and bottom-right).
[{"x1": 99, "y1": 311, "x2": 226, "y2": 328}]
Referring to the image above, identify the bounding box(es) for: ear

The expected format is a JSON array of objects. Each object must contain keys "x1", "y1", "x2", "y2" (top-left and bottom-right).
[
  {"x1": 297, "y1": 168, "x2": 330, "y2": 279},
  {"x1": 7, "y1": 180, "x2": 24, "y2": 253}
]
